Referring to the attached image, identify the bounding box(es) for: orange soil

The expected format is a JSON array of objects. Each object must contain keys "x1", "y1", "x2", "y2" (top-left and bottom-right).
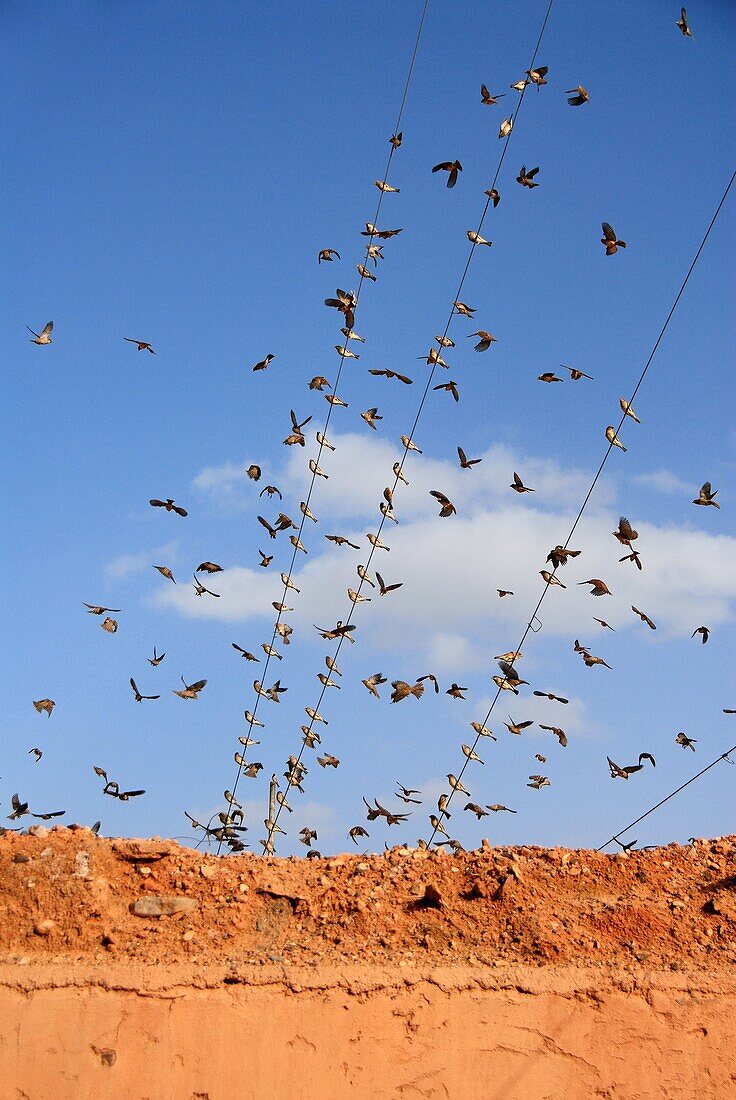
[{"x1": 1, "y1": 829, "x2": 735, "y2": 1098}]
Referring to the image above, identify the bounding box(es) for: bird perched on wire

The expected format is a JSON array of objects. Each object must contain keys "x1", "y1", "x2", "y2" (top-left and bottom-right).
[
  {"x1": 485, "y1": 187, "x2": 501, "y2": 207},
  {"x1": 454, "y1": 300, "x2": 476, "y2": 318},
  {"x1": 601, "y1": 223, "x2": 626, "y2": 255},
  {"x1": 606, "y1": 426, "x2": 627, "y2": 451},
  {"x1": 498, "y1": 117, "x2": 513, "y2": 138},
  {"x1": 375, "y1": 179, "x2": 400, "y2": 193},
  {"x1": 468, "y1": 230, "x2": 492, "y2": 247},
  {"x1": 318, "y1": 248, "x2": 340, "y2": 264},
  {"x1": 619, "y1": 398, "x2": 641, "y2": 423},
  {"x1": 566, "y1": 85, "x2": 589, "y2": 106},
  {"x1": 124, "y1": 337, "x2": 156, "y2": 353},
  {"x1": 693, "y1": 482, "x2": 719, "y2": 509},
  {"x1": 546, "y1": 545, "x2": 581, "y2": 569},
  {"x1": 432, "y1": 160, "x2": 463, "y2": 188},
  {"x1": 27, "y1": 321, "x2": 53, "y2": 345},
  {"x1": 540, "y1": 570, "x2": 565, "y2": 588},
  {"x1": 150, "y1": 498, "x2": 187, "y2": 516}
]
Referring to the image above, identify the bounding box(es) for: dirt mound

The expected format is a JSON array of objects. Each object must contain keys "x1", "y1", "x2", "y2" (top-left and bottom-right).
[{"x1": 1, "y1": 828, "x2": 734, "y2": 967}]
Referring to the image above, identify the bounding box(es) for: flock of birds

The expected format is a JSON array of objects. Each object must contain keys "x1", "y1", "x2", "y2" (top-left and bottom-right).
[{"x1": 14, "y1": 6, "x2": 731, "y2": 855}]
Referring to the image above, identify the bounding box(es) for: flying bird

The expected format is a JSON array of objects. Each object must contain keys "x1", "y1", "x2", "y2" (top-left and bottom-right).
[
  {"x1": 246, "y1": 464, "x2": 261, "y2": 481},
  {"x1": 613, "y1": 516, "x2": 638, "y2": 544},
  {"x1": 192, "y1": 574, "x2": 220, "y2": 598},
  {"x1": 676, "y1": 7, "x2": 693, "y2": 36},
  {"x1": 148, "y1": 646, "x2": 165, "y2": 666},
  {"x1": 538, "y1": 372, "x2": 563, "y2": 383},
  {"x1": 533, "y1": 691, "x2": 569, "y2": 704},
  {"x1": 173, "y1": 677, "x2": 207, "y2": 700},
  {"x1": 430, "y1": 490, "x2": 456, "y2": 517},
  {"x1": 130, "y1": 677, "x2": 160, "y2": 702},
  {"x1": 566, "y1": 85, "x2": 589, "y2": 106},
  {"x1": 526, "y1": 65, "x2": 549, "y2": 88},
  {"x1": 510, "y1": 471, "x2": 534, "y2": 493},
  {"x1": 124, "y1": 337, "x2": 156, "y2": 353},
  {"x1": 580, "y1": 578, "x2": 611, "y2": 596},
  {"x1": 391, "y1": 680, "x2": 425, "y2": 703},
  {"x1": 458, "y1": 446, "x2": 482, "y2": 469},
  {"x1": 516, "y1": 165, "x2": 540, "y2": 189},
  {"x1": 505, "y1": 717, "x2": 533, "y2": 735},
  {"x1": 480, "y1": 84, "x2": 505, "y2": 105},
  {"x1": 540, "y1": 724, "x2": 568, "y2": 747},
  {"x1": 692, "y1": 626, "x2": 710, "y2": 644},
  {"x1": 33, "y1": 699, "x2": 55, "y2": 716},
  {"x1": 561, "y1": 364, "x2": 593, "y2": 381},
  {"x1": 101, "y1": 616, "x2": 118, "y2": 633},
  {"x1": 693, "y1": 482, "x2": 719, "y2": 509},
  {"x1": 601, "y1": 223, "x2": 626, "y2": 255},
  {"x1": 434, "y1": 380, "x2": 459, "y2": 402},
  {"x1": 253, "y1": 353, "x2": 275, "y2": 372},
  {"x1": 632, "y1": 606, "x2": 657, "y2": 630},
  {"x1": 676, "y1": 732, "x2": 697, "y2": 751},
  {"x1": 27, "y1": 321, "x2": 53, "y2": 345},
  {"x1": 432, "y1": 160, "x2": 463, "y2": 188},
  {"x1": 607, "y1": 753, "x2": 655, "y2": 779},
  {"x1": 468, "y1": 330, "x2": 497, "y2": 352},
  {"x1": 150, "y1": 498, "x2": 188, "y2": 516},
  {"x1": 83, "y1": 603, "x2": 121, "y2": 615},
  {"x1": 376, "y1": 571, "x2": 402, "y2": 596},
  {"x1": 318, "y1": 248, "x2": 340, "y2": 263}
]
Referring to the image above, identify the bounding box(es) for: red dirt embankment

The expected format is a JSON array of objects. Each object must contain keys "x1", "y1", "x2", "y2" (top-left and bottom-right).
[{"x1": 1, "y1": 828, "x2": 734, "y2": 1098}]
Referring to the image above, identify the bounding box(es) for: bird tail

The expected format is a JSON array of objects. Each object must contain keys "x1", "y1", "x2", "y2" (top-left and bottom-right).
[{"x1": 411, "y1": 682, "x2": 425, "y2": 700}]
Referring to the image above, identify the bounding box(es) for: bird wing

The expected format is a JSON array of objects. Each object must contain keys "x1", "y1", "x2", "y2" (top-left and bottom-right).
[{"x1": 602, "y1": 222, "x2": 616, "y2": 241}]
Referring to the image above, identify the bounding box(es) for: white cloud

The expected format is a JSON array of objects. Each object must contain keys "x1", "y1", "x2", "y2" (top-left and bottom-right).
[
  {"x1": 161, "y1": 435, "x2": 736, "y2": 647},
  {"x1": 632, "y1": 469, "x2": 692, "y2": 495},
  {"x1": 106, "y1": 540, "x2": 179, "y2": 579}
]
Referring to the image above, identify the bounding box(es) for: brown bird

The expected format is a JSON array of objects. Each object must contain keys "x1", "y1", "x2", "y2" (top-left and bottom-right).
[
  {"x1": 594, "y1": 618, "x2": 614, "y2": 631},
  {"x1": 258, "y1": 550, "x2": 273, "y2": 567},
  {"x1": 487, "y1": 803, "x2": 517, "y2": 814},
  {"x1": 430, "y1": 490, "x2": 456, "y2": 517},
  {"x1": 150, "y1": 498, "x2": 187, "y2": 516},
  {"x1": 318, "y1": 754, "x2": 340, "y2": 769},
  {"x1": 318, "y1": 248, "x2": 340, "y2": 264},
  {"x1": 606, "y1": 426, "x2": 627, "y2": 451},
  {"x1": 309, "y1": 375, "x2": 330, "y2": 391},
  {"x1": 528, "y1": 775, "x2": 550, "y2": 790},
  {"x1": 693, "y1": 482, "x2": 719, "y2": 509},
  {"x1": 526, "y1": 65, "x2": 549, "y2": 88},
  {"x1": 619, "y1": 398, "x2": 641, "y2": 423},
  {"x1": 561, "y1": 363, "x2": 594, "y2": 381},
  {"x1": 324, "y1": 288, "x2": 357, "y2": 329},
  {"x1": 196, "y1": 561, "x2": 222, "y2": 574},
  {"x1": 33, "y1": 698, "x2": 55, "y2": 717},
  {"x1": 173, "y1": 677, "x2": 207, "y2": 700},
  {"x1": 83, "y1": 603, "x2": 121, "y2": 615},
  {"x1": 192, "y1": 574, "x2": 220, "y2": 598},
  {"x1": 389, "y1": 132, "x2": 402, "y2": 148},
  {"x1": 27, "y1": 321, "x2": 53, "y2": 345},
  {"x1": 453, "y1": 300, "x2": 476, "y2": 318},
  {"x1": 432, "y1": 160, "x2": 463, "y2": 188},
  {"x1": 253, "y1": 353, "x2": 275, "y2": 372},
  {"x1": 314, "y1": 620, "x2": 356, "y2": 641},
  {"x1": 601, "y1": 222, "x2": 626, "y2": 255},
  {"x1": 613, "y1": 516, "x2": 638, "y2": 544},
  {"x1": 467, "y1": 230, "x2": 492, "y2": 246},
  {"x1": 533, "y1": 690, "x2": 569, "y2": 704},
  {"x1": 517, "y1": 165, "x2": 540, "y2": 189},
  {"x1": 376, "y1": 571, "x2": 402, "y2": 596},
  {"x1": 362, "y1": 673, "x2": 387, "y2": 698},
  {"x1": 391, "y1": 680, "x2": 425, "y2": 703},
  {"x1": 582, "y1": 652, "x2": 611, "y2": 669},
  {"x1": 447, "y1": 683, "x2": 468, "y2": 700},
  {"x1": 395, "y1": 783, "x2": 422, "y2": 804},
  {"x1": 124, "y1": 337, "x2": 156, "y2": 353},
  {"x1": 676, "y1": 7, "x2": 693, "y2": 37},
  {"x1": 607, "y1": 753, "x2": 655, "y2": 779},
  {"x1": 246, "y1": 464, "x2": 261, "y2": 481},
  {"x1": 357, "y1": 263, "x2": 376, "y2": 282},
  {"x1": 692, "y1": 626, "x2": 710, "y2": 644},
  {"x1": 579, "y1": 578, "x2": 611, "y2": 596},
  {"x1": 232, "y1": 643, "x2": 259, "y2": 661},
  {"x1": 498, "y1": 117, "x2": 513, "y2": 139},
  {"x1": 362, "y1": 223, "x2": 403, "y2": 240},
  {"x1": 540, "y1": 570, "x2": 566, "y2": 588},
  {"x1": 540, "y1": 724, "x2": 568, "y2": 747},
  {"x1": 505, "y1": 717, "x2": 534, "y2": 735},
  {"x1": 464, "y1": 802, "x2": 488, "y2": 819},
  {"x1": 630, "y1": 605, "x2": 656, "y2": 630},
  {"x1": 676, "y1": 732, "x2": 697, "y2": 751},
  {"x1": 468, "y1": 330, "x2": 498, "y2": 352},
  {"x1": 259, "y1": 485, "x2": 282, "y2": 500},
  {"x1": 497, "y1": 589, "x2": 514, "y2": 598},
  {"x1": 510, "y1": 471, "x2": 534, "y2": 493},
  {"x1": 620, "y1": 549, "x2": 643, "y2": 571},
  {"x1": 101, "y1": 616, "x2": 118, "y2": 633},
  {"x1": 361, "y1": 407, "x2": 382, "y2": 430},
  {"x1": 349, "y1": 825, "x2": 370, "y2": 844},
  {"x1": 538, "y1": 371, "x2": 564, "y2": 384},
  {"x1": 434, "y1": 380, "x2": 459, "y2": 402},
  {"x1": 485, "y1": 187, "x2": 501, "y2": 207},
  {"x1": 148, "y1": 646, "x2": 165, "y2": 666},
  {"x1": 458, "y1": 446, "x2": 482, "y2": 469},
  {"x1": 369, "y1": 368, "x2": 413, "y2": 385},
  {"x1": 130, "y1": 677, "x2": 160, "y2": 702},
  {"x1": 325, "y1": 534, "x2": 360, "y2": 550},
  {"x1": 375, "y1": 179, "x2": 400, "y2": 193},
  {"x1": 153, "y1": 565, "x2": 176, "y2": 583},
  {"x1": 546, "y1": 545, "x2": 581, "y2": 569},
  {"x1": 480, "y1": 84, "x2": 505, "y2": 105},
  {"x1": 471, "y1": 722, "x2": 496, "y2": 740},
  {"x1": 566, "y1": 85, "x2": 589, "y2": 106},
  {"x1": 28, "y1": 748, "x2": 42, "y2": 763}
]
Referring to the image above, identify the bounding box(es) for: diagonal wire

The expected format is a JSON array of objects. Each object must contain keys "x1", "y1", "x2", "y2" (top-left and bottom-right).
[
  {"x1": 427, "y1": 166, "x2": 736, "y2": 845},
  {"x1": 597, "y1": 744, "x2": 736, "y2": 851},
  {"x1": 215, "y1": 0, "x2": 431, "y2": 853},
  {"x1": 264, "y1": 0, "x2": 557, "y2": 852}
]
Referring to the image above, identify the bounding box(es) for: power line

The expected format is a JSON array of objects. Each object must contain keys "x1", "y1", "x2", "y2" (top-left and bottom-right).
[
  {"x1": 427, "y1": 166, "x2": 736, "y2": 845},
  {"x1": 264, "y1": 0, "x2": 557, "y2": 853},
  {"x1": 597, "y1": 744, "x2": 736, "y2": 852},
  {"x1": 215, "y1": 0, "x2": 431, "y2": 853}
]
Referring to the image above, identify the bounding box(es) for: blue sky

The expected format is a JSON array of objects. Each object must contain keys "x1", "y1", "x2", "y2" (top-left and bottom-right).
[{"x1": 4, "y1": 0, "x2": 735, "y2": 855}]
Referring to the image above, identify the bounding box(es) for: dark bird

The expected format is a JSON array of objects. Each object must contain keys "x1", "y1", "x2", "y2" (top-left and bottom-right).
[
  {"x1": 533, "y1": 691, "x2": 569, "y2": 704},
  {"x1": 430, "y1": 490, "x2": 456, "y2": 517},
  {"x1": 376, "y1": 571, "x2": 402, "y2": 596},
  {"x1": 83, "y1": 603, "x2": 121, "y2": 615},
  {"x1": 632, "y1": 606, "x2": 656, "y2": 630},
  {"x1": 497, "y1": 589, "x2": 514, "y2": 598},
  {"x1": 258, "y1": 550, "x2": 273, "y2": 567},
  {"x1": 325, "y1": 534, "x2": 361, "y2": 550},
  {"x1": 510, "y1": 472, "x2": 534, "y2": 493},
  {"x1": 613, "y1": 516, "x2": 638, "y2": 545},
  {"x1": 566, "y1": 86, "x2": 589, "y2": 106},
  {"x1": 505, "y1": 717, "x2": 533, "y2": 735},
  {"x1": 124, "y1": 338, "x2": 156, "y2": 353},
  {"x1": 150, "y1": 498, "x2": 187, "y2": 517},
  {"x1": 369, "y1": 368, "x2": 413, "y2": 385},
  {"x1": 418, "y1": 673, "x2": 440, "y2": 694},
  {"x1": 432, "y1": 160, "x2": 463, "y2": 188},
  {"x1": 130, "y1": 677, "x2": 160, "y2": 702},
  {"x1": 538, "y1": 372, "x2": 563, "y2": 383},
  {"x1": 675, "y1": 732, "x2": 697, "y2": 751},
  {"x1": 546, "y1": 545, "x2": 581, "y2": 569},
  {"x1": 318, "y1": 248, "x2": 340, "y2": 264},
  {"x1": 540, "y1": 724, "x2": 568, "y2": 747},
  {"x1": 192, "y1": 574, "x2": 220, "y2": 598},
  {"x1": 434, "y1": 380, "x2": 459, "y2": 402},
  {"x1": 148, "y1": 646, "x2": 165, "y2": 666},
  {"x1": 692, "y1": 626, "x2": 710, "y2": 644},
  {"x1": 480, "y1": 84, "x2": 505, "y2": 106},
  {"x1": 607, "y1": 753, "x2": 656, "y2": 779},
  {"x1": 601, "y1": 222, "x2": 626, "y2": 255},
  {"x1": 458, "y1": 446, "x2": 482, "y2": 469},
  {"x1": 395, "y1": 783, "x2": 422, "y2": 804},
  {"x1": 526, "y1": 65, "x2": 549, "y2": 88},
  {"x1": 676, "y1": 7, "x2": 693, "y2": 37},
  {"x1": 693, "y1": 482, "x2": 719, "y2": 509},
  {"x1": 324, "y1": 287, "x2": 357, "y2": 329},
  {"x1": 349, "y1": 826, "x2": 369, "y2": 844},
  {"x1": 468, "y1": 330, "x2": 497, "y2": 352},
  {"x1": 389, "y1": 132, "x2": 402, "y2": 148},
  {"x1": 516, "y1": 165, "x2": 540, "y2": 189},
  {"x1": 561, "y1": 363, "x2": 593, "y2": 380},
  {"x1": 246, "y1": 464, "x2": 261, "y2": 481},
  {"x1": 253, "y1": 353, "x2": 275, "y2": 372}
]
